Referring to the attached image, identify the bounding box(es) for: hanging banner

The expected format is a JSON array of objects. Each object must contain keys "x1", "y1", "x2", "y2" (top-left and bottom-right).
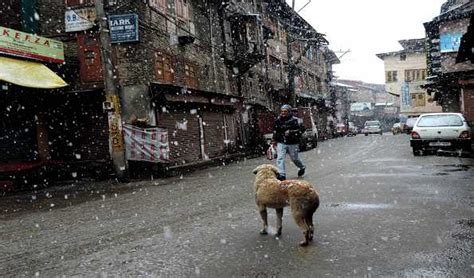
[
  {"x1": 123, "y1": 124, "x2": 169, "y2": 162},
  {"x1": 401, "y1": 82, "x2": 411, "y2": 112}
]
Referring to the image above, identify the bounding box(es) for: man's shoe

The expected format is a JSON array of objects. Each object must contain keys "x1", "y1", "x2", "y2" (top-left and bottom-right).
[
  {"x1": 297, "y1": 168, "x2": 305, "y2": 177},
  {"x1": 277, "y1": 174, "x2": 286, "y2": 181}
]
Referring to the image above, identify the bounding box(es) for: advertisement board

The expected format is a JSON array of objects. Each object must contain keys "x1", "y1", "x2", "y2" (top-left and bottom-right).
[
  {"x1": 109, "y1": 14, "x2": 139, "y2": 43},
  {"x1": 0, "y1": 26, "x2": 64, "y2": 63},
  {"x1": 440, "y1": 32, "x2": 463, "y2": 53},
  {"x1": 65, "y1": 8, "x2": 96, "y2": 32},
  {"x1": 401, "y1": 82, "x2": 411, "y2": 112}
]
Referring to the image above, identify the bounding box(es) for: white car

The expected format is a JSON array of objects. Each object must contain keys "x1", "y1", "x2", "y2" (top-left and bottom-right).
[
  {"x1": 362, "y1": 120, "x2": 383, "y2": 136},
  {"x1": 410, "y1": 113, "x2": 472, "y2": 156}
]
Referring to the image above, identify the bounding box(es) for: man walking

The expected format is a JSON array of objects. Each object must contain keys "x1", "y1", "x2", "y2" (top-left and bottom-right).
[{"x1": 272, "y1": 104, "x2": 306, "y2": 181}]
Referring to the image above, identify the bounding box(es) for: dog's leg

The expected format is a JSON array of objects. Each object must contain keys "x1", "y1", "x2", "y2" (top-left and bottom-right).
[
  {"x1": 276, "y1": 208, "x2": 283, "y2": 236},
  {"x1": 306, "y1": 214, "x2": 314, "y2": 241},
  {"x1": 307, "y1": 197, "x2": 319, "y2": 241},
  {"x1": 290, "y1": 201, "x2": 311, "y2": 246},
  {"x1": 258, "y1": 206, "x2": 268, "y2": 235}
]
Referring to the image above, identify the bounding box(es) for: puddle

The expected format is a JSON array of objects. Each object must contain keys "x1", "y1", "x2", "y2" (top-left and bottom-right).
[{"x1": 327, "y1": 203, "x2": 393, "y2": 209}]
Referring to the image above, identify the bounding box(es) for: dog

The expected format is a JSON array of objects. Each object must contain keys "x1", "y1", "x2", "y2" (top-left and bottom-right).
[{"x1": 252, "y1": 164, "x2": 320, "y2": 246}]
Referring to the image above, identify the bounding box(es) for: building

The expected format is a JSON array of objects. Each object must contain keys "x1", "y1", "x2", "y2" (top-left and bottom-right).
[
  {"x1": 335, "y1": 80, "x2": 398, "y2": 130},
  {"x1": 376, "y1": 39, "x2": 442, "y2": 117},
  {"x1": 0, "y1": 0, "x2": 340, "y2": 190},
  {"x1": 424, "y1": 0, "x2": 474, "y2": 125}
]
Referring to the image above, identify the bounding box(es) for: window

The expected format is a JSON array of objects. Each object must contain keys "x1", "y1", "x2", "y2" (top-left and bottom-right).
[
  {"x1": 155, "y1": 51, "x2": 175, "y2": 83},
  {"x1": 269, "y1": 55, "x2": 280, "y2": 70},
  {"x1": 405, "y1": 70, "x2": 414, "y2": 82},
  {"x1": 417, "y1": 114, "x2": 463, "y2": 127},
  {"x1": 411, "y1": 93, "x2": 425, "y2": 107},
  {"x1": 176, "y1": 0, "x2": 189, "y2": 20},
  {"x1": 400, "y1": 53, "x2": 406, "y2": 61},
  {"x1": 386, "y1": 71, "x2": 398, "y2": 82},
  {"x1": 185, "y1": 63, "x2": 198, "y2": 88},
  {"x1": 405, "y1": 69, "x2": 427, "y2": 82},
  {"x1": 149, "y1": 0, "x2": 166, "y2": 12}
]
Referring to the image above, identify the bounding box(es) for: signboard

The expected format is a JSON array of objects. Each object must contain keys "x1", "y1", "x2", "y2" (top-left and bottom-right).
[
  {"x1": 123, "y1": 124, "x2": 170, "y2": 162},
  {"x1": 65, "y1": 8, "x2": 96, "y2": 32},
  {"x1": 440, "y1": 32, "x2": 463, "y2": 53},
  {"x1": 0, "y1": 26, "x2": 64, "y2": 63},
  {"x1": 401, "y1": 82, "x2": 411, "y2": 111},
  {"x1": 350, "y1": 102, "x2": 372, "y2": 112},
  {"x1": 109, "y1": 14, "x2": 139, "y2": 43}
]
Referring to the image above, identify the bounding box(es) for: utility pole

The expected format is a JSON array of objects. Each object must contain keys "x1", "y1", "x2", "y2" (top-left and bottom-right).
[
  {"x1": 95, "y1": 0, "x2": 128, "y2": 180},
  {"x1": 287, "y1": 0, "x2": 296, "y2": 107}
]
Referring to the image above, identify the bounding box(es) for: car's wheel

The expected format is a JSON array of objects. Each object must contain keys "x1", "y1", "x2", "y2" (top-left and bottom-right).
[
  {"x1": 364, "y1": 133, "x2": 368, "y2": 136},
  {"x1": 380, "y1": 132, "x2": 383, "y2": 135},
  {"x1": 412, "y1": 148, "x2": 421, "y2": 156}
]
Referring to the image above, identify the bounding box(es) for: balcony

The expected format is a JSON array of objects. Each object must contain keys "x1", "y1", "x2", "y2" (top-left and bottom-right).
[{"x1": 223, "y1": 14, "x2": 266, "y2": 74}]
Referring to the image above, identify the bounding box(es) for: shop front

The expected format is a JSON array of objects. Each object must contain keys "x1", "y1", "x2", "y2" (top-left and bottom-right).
[
  {"x1": 0, "y1": 26, "x2": 68, "y2": 191},
  {"x1": 150, "y1": 83, "x2": 242, "y2": 166}
]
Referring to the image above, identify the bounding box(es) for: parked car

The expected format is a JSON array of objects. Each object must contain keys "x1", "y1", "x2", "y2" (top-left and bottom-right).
[
  {"x1": 335, "y1": 123, "x2": 348, "y2": 137},
  {"x1": 362, "y1": 120, "x2": 383, "y2": 136},
  {"x1": 348, "y1": 122, "x2": 358, "y2": 136},
  {"x1": 297, "y1": 118, "x2": 318, "y2": 151},
  {"x1": 410, "y1": 113, "x2": 472, "y2": 156},
  {"x1": 392, "y1": 123, "x2": 402, "y2": 135},
  {"x1": 404, "y1": 117, "x2": 418, "y2": 134}
]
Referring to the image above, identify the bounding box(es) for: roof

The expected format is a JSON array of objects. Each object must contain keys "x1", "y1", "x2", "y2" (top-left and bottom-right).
[
  {"x1": 376, "y1": 38, "x2": 426, "y2": 59},
  {"x1": 324, "y1": 48, "x2": 340, "y2": 64},
  {"x1": 425, "y1": 1, "x2": 473, "y2": 27},
  {"x1": 331, "y1": 82, "x2": 353, "y2": 88}
]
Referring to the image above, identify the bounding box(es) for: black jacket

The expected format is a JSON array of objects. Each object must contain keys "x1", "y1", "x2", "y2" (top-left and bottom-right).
[{"x1": 272, "y1": 115, "x2": 304, "y2": 145}]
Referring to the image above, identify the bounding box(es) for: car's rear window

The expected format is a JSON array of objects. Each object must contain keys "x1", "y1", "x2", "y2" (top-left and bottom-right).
[
  {"x1": 417, "y1": 115, "x2": 463, "y2": 127},
  {"x1": 365, "y1": 121, "x2": 380, "y2": 126}
]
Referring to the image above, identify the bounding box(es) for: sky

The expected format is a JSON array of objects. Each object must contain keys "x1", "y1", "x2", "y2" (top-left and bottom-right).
[{"x1": 287, "y1": 0, "x2": 447, "y2": 84}]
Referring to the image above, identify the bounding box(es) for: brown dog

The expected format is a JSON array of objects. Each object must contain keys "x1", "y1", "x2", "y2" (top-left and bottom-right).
[{"x1": 252, "y1": 164, "x2": 320, "y2": 246}]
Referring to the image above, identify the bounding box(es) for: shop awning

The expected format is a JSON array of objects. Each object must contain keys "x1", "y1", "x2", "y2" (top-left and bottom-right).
[{"x1": 0, "y1": 56, "x2": 67, "y2": 89}]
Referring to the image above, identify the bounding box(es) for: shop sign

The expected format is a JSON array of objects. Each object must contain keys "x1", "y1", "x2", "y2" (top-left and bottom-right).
[
  {"x1": 123, "y1": 124, "x2": 170, "y2": 162},
  {"x1": 109, "y1": 14, "x2": 139, "y2": 43},
  {"x1": 65, "y1": 8, "x2": 96, "y2": 32},
  {"x1": 401, "y1": 82, "x2": 411, "y2": 112},
  {"x1": 0, "y1": 26, "x2": 64, "y2": 63}
]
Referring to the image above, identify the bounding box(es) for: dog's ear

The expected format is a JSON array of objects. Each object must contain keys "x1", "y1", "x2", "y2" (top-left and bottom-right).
[
  {"x1": 272, "y1": 166, "x2": 279, "y2": 175},
  {"x1": 252, "y1": 166, "x2": 260, "y2": 175},
  {"x1": 271, "y1": 165, "x2": 279, "y2": 175}
]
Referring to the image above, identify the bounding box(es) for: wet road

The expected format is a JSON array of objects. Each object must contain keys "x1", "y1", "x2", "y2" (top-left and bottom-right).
[{"x1": 1, "y1": 134, "x2": 473, "y2": 277}]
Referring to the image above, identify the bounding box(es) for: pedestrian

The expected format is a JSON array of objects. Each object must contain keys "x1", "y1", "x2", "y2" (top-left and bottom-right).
[{"x1": 272, "y1": 104, "x2": 306, "y2": 181}]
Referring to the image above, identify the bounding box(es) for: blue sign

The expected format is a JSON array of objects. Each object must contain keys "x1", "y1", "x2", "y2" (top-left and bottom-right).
[
  {"x1": 109, "y1": 14, "x2": 139, "y2": 43},
  {"x1": 401, "y1": 82, "x2": 411, "y2": 109},
  {"x1": 440, "y1": 32, "x2": 463, "y2": 53}
]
